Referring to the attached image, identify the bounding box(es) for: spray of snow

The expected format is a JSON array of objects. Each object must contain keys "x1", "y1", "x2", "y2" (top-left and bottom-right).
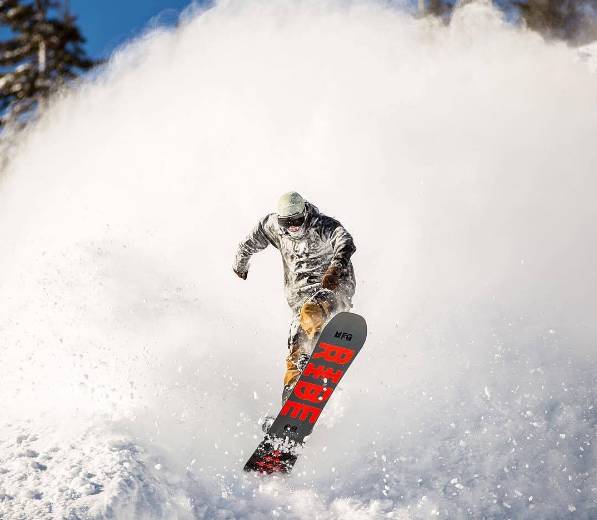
[{"x1": 1, "y1": 0, "x2": 597, "y2": 518}]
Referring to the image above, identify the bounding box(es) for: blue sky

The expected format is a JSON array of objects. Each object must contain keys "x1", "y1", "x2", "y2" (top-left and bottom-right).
[
  {"x1": 1, "y1": 1, "x2": 520, "y2": 63},
  {"x1": 70, "y1": 0, "x2": 203, "y2": 60},
  {"x1": 69, "y1": 1, "x2": 519, "y2": 61}
]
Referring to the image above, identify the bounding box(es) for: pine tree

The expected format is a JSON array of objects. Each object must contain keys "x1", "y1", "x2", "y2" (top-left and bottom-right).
[
  {"x1": 515, "y1": 0, "x2": 597, "y2": 44},
  {"x1": 416, "y1": 0, "x2": 597, "y2": 42},
  {"x1": 428, "y1": 0, "x2": 452, "y2": 17},
  {"x1": 417, "y1": 0, "x2": 453, "y2": 17},
  {"x1": 0, "y1": 0, "x2": 96, "y2": 128}
]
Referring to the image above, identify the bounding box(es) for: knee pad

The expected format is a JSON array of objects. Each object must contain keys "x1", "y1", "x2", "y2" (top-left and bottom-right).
[{"x1": 300, "y1": 302, "x2": 326, "y2": 339}]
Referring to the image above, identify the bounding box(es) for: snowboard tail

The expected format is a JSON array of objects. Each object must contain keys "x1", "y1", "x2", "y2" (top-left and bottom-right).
[
  {"x1": 243, "y1": 437, "x2": 300, "y2": 474},
  {"x1": 243, "y1": 311, "x2": 367, "y2": 474}
]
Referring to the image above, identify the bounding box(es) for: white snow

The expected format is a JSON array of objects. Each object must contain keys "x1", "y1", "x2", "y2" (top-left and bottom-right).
[
  {"x1": 1, "y1": 0, "x2": 597, "y2": 518},
  {"x1": 577, "y1": 41, "x2": 597, "y2": 72},
  {"x1": 0, "y1": 421, "x2": 182, "y2": 519}
]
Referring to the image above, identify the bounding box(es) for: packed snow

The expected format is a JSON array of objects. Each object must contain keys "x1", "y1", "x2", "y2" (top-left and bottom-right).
[{"x1": 1, "y1": 1, "x2": 597, "y2": 518}]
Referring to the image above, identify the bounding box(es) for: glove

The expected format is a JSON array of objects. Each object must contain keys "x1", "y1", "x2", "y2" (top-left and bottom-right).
[
  {"x1": 322, "y1": 265, "x2": 342, "y2": 290},
  {"x1": 233, "y1": 267, "x2": 248, "y2": 280}
]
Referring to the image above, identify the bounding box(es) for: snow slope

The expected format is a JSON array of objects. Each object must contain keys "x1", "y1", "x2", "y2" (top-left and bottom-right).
[
  {"x1": 1, "y1": 1, "x2": 597, "y2": 518},
  {"x1": 0, "y1": 422, "x2": 180, "y2": 519}
]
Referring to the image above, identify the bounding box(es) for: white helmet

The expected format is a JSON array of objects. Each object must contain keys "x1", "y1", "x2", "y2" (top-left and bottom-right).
[{"x1": 277, "y1": 191, "x2": 305, "y2": 217}]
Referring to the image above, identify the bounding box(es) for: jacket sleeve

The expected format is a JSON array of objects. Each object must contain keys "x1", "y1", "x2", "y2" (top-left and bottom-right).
[
  {"x1": 233, "y1": 216, "x2": 274, "y2": 275},
  {"x1": 329, "y1": 223, "x2": 356, "y2": 270}
]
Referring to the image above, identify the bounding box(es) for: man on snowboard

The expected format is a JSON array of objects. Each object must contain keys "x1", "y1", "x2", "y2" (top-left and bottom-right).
[{"x1": 233, "y1": 191, "x2": 356, "y2": 403}]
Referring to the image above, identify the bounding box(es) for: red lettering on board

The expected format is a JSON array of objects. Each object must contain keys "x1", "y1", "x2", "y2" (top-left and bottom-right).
[
  {"x1": 313, "y1": 342, "x2": 355, "y2": 365},
  {"x1": 280, "y1": 400, "x2": 322, "y2": 424},
  {"x1": 303, "y1": 362, "x2": 344, "y2": 384},
  {"x1": 294, "y1": 381, "x2": 333, "y2": 403}
]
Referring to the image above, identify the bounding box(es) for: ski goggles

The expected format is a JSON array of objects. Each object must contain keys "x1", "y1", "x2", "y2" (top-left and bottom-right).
[{"x1": 277, "y1": 212, "x2": 305, "y2": 229}]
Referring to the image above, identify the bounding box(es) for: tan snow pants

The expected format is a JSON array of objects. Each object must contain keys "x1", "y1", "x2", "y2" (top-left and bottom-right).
[{"x1": 283, "y1": 289, "x2": 350, "y2": 389}]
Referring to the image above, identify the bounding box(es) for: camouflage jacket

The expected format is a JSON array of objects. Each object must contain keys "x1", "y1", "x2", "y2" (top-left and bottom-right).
[{"x1": 233, "y1": 202, "x2": 356, "y2": 310}]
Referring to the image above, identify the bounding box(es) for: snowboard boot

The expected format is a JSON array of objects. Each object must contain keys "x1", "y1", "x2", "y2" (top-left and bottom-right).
[
  {"x1": 283, "y1": 346, "x2": 310, "y2": 404},
  {"x1": 260, "y1": 415, "x2": 275, "y2": 434},
  {"x1": 282, "y1": 384, "x2": 294, "y2": 404}
]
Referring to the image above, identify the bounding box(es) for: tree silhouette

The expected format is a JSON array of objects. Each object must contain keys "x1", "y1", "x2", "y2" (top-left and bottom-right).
[
  {"x1": 0, "y1": 0, "x2": 97, "y2": 128},
  {"x1": 515, "y1": 0, "x2": 597, "y2": 44}
]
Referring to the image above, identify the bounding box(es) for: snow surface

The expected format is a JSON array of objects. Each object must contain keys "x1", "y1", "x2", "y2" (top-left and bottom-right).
[
  {"x1": 0, "y1": 422, "x2": 179, "y2": 519},
  {"x1": 1, "y1": 1, "x2": 597, "y2": 518}
]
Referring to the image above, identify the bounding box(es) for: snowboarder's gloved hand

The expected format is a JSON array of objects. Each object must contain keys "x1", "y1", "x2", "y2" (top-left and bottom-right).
[
  {"x1": 322, "y1": 265, "x2": 341, "y2": 290},
  {"x1": 233, "y1": 267, "x2": 248, "y2": 280}
]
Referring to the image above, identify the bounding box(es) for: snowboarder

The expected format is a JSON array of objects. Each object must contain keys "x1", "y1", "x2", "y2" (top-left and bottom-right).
[{"x1": 233, "y1": 192, "x2": 356, "y2": 403}]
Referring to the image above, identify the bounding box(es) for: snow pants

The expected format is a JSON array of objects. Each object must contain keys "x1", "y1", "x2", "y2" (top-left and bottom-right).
[{"x1": 283, "y1": 288, "x2": 351, "y2": 399}]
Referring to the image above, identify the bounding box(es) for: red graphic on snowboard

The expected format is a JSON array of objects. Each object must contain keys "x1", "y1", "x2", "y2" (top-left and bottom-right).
[{"x1": 243, "y1": 312, "x2": 367, "y2": 475}]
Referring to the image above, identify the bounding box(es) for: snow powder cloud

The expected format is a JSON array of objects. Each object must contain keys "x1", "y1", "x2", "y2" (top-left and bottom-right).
[{"x1": 1, "y1": 0, "x2": 596, "y2": 518}]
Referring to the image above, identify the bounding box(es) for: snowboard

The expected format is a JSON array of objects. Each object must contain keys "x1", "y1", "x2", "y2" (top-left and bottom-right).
[{"x1": 243, "y1": 311, "x2": 367, "y2": 474}]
